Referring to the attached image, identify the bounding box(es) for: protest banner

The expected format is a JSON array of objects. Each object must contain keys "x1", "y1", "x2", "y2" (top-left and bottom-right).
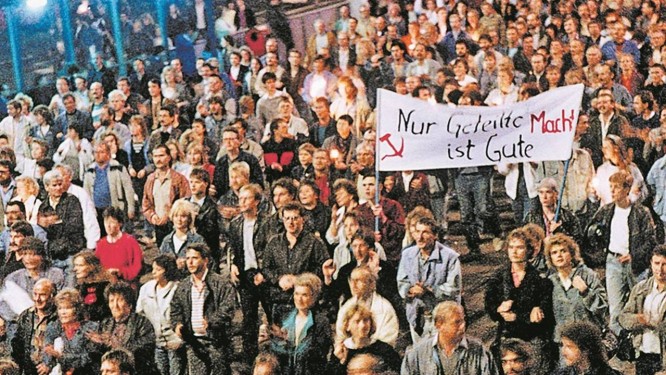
[{"x1": 375, "y1": 84, "x2": 585, "y2": 171}]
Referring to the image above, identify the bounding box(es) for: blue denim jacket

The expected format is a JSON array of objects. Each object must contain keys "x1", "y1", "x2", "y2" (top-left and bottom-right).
[{"x1": 397, "y1": 241, "x2": 462, "y2": 328}]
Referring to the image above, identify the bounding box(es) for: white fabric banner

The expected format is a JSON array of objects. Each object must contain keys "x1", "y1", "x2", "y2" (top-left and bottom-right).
[{"x1": 376, "y1": 84, "x2": 585, "y2": 171}]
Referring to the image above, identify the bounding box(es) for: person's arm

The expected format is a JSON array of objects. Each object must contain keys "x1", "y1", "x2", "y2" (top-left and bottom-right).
[
  {"x1": 396, "y1": 255, "x2": 412, "y2": 299},
  {"x1": 208, "y1": 281, "x2": 235, "y2": 332},
  {"x1": 619, "y1": 282, "x2": 650, "y2": 331},
  {"x1": 262, "y1": 238, "x2": 279, "y2": 286},
  {"x1": 169, "y1": 283, "x2": 187, "y2": 336},
  {"x1": 377, "y1": 301, "x2": 399, "y2": 348},
  {"x1": 62, "y1": 196, "x2": 87, "y2": 251},
  {"x1": 484, "y1": 273, "x2": 505, "y2": 322},
  {"x1": 249, "y1": 155, "x2": 265, "y2": 187},
  {"x1": 141, "y1": 177, "x2": 158, "y2": 222},
  {"x1": 432, "y1": 254, "x2": 462, "y2": 302},
  {"x1": 119, "y1": 167, "x2": 136, "y2": 219},
  {"x1": 79, "y1": 193, "x2": 101, "y2": 249},
  {"x1": 123, "y1": 315, "x2": 155, "y2": 353},
  {"x1": 120, "y1": 236, "x2": 143, "y2": 281},
  {"x1": 176, "y1": 173, "x2": 192, "y2": 199},
  {"x1": 10, "y1": 313, "x2": 27, "y2": 365},
  {"x1": 579, "y1": 267, "x2": 609, "y2": 322}
]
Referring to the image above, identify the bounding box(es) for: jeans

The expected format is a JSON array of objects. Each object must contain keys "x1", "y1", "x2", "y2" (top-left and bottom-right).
[
  {"x1": 155, "y1": 346, "x2": 185, "y2": 375},
  {"x1": 511, "y1": 172, "x2": 535, "y2": 225},
  {"x1": 455, "y1": 173, "x2": 492, "y2": 250},
  {"x1": 606, "y1": 253, "x2": 636, "y2": 335}
]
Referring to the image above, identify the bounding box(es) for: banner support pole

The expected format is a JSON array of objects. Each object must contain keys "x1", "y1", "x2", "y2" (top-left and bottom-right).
[
  {"x1": 554, "y1": 157, "x2": 571, "y2": 223},
  {"x1": 375, "y1": 90, "x2": 381, "y2": 234}
]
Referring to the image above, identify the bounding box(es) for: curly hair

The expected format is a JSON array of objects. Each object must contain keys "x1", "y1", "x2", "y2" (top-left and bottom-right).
[{"x1": 544, "y1": 233, "x2": 584, "y2": 269}]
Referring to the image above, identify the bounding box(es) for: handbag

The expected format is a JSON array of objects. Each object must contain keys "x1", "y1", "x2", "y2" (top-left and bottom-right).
[{"x1": 614, "y1": 329, "x2": 636, "y2": 362}]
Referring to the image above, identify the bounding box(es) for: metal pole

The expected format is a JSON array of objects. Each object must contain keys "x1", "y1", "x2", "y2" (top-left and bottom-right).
[
  {"x1": 553, "y1": 158, "x2": 571, "y2": 223},
  {"x1": 6, "y1": 7, "x2": 23, "y2": 92},
  {"x1": 375, "y1": 89, "x2": 381, "y2": 234},
  {"x1": 108, "y1": 0, "x2": 126, "y2": 76},
  {"x1": 156, "y1": 0, "x2": 169, "y2": 54},
  {"x1": 58, "y1": 0, "x2": 76, "y2": 65}
]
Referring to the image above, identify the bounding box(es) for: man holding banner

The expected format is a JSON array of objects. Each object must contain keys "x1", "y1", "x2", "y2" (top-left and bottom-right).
[
  {"x1": 356, "y1": 171, "x2": 405, "y2": 267},
  {"x1": 376, "y1": 84, "x2": 586, "y2": 238}
]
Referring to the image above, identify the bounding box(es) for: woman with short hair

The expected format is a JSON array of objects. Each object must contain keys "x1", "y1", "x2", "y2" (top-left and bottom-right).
[
  {"x1": 270, "y1": 273, "x2": 331, "y2": 375},
  {"x1": 544, "y1": 234, "x2": 608, "y2": 343},
  {"x1": 159, "y1": 200, "x2": 204, "y2": 271},
  {"x1": 42, "y1": 289, "x2": 98, "y2": 374},
  {"x1": 136, "y1": 255, "x2": 184, "y2": 375},
  {"x1": 95, "y1": 207, "x2": 144, "y2": 285}
]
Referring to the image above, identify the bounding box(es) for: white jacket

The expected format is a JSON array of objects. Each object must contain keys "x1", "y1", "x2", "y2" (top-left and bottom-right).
[
  {"x1": 53, "y1": 138, "x2": 93, "y2": 181},
  {"x1": 336, "y1": 292, "x2": 399, "y2": 348},
  {"x1": 497, "y1": 162, "x2": 538, "y2": 200},
  {"x1": 136, "y1": 279, "x2": 183, "y2": 347}
]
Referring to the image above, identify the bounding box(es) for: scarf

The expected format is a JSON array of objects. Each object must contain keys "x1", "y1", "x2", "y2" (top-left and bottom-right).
[{"x1": 62, "y1": 321, "x2": 80, "y2": 340}]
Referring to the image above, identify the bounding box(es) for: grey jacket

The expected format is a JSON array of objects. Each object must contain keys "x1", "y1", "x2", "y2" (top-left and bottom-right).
[
  {"x1": 548, "y1": 264, "x2": 608, "y2": 341},
  {"x1": 83, "y1": 159, "x2": 136, "y2": 215},
  {"x1": 401, "y1": 334, "x2": 499, "y2": 375},
  {"x1": 619, "y1": 276, "x2": 666, "y2": 369}
]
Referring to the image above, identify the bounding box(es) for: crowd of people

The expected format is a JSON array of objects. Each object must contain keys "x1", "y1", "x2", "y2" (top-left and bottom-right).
[{"x1": 1, "y1": 0, "x2": 666, "y2": 374}]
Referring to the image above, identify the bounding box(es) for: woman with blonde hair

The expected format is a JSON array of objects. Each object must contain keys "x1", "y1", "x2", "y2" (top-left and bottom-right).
[
  {"x1": 161, "y1": 66, "x2": 192, "y2": 110},
  {"x1": 178, "y1": 118, "x2": 218, "y2": 167},
  {"x1": 159, "y1": 199, "x2": 204, "y2": 270},
  {"x1": 355, "y1": 38, "x2": 376, "y2": 66},
  {"x1": 329, "y1": 76, "x2": 372, "y2": 137},
  {"x1": 270, "y1": 273, "x2": 331, "y2": 375},
  {"x1": 12, "y1": 176, "x2": 42, "y2": 224},
  {"x1": 330, "y1": 303, "x2": 400, "y2": 374},
  {"x1": 238, "y1": 95, "x2": 264, "y2": 142},
  {"x1": 42, "y1": 288, "x2": 98, "y2": 374},
  {"x1": 183, "y1": 143, "x2": 215, "y2": 180}
]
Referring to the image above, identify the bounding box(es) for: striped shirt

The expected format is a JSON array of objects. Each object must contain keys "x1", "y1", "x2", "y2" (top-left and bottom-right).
[{"x1": 190, "y1": 270, "x2": 208, "y2": 336}]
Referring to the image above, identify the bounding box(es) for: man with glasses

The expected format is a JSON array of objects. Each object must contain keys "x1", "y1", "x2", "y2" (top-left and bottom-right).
[
  {"x1": 212, "y1": 127, "x2": 263, "y2": 198},
  {"x1": 262, "y1": 202, "x2": 329, "y2": 323}
]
